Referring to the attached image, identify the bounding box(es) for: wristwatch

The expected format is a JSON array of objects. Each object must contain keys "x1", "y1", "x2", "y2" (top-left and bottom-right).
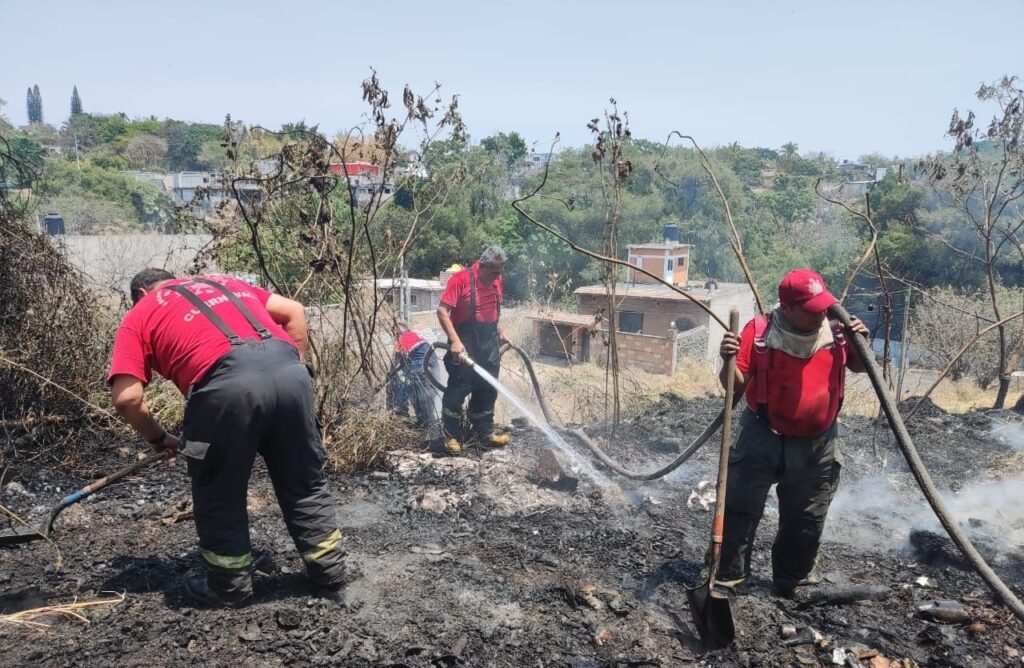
[{"x1": 148, "y1": 430, "x2": 167, "y2": 445}]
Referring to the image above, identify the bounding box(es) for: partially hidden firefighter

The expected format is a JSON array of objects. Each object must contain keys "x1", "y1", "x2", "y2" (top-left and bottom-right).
[
  {"x1": 716, "y1": 269, "x2": 869, "y2": 597},
  {"x1": 387, "y1": 323, "x2": 441, "y2": 438},
  {"x1": 436, "y1": 247, "x2": 512, "y2": 456},
  {"x1": 107, "y1": 269, "x2": 348, "y2": 607}
]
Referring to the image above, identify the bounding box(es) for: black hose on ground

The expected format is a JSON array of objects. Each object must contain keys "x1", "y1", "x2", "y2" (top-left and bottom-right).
[
  {"x1": 831, "y1": 303, "x2": 1024, "y2": 622},
  {"x1": 423, "y1": 341, "x2": 726, "y2": 480},
  {"x1": 566, "y1": 404, "x2": 738, "y2": 481}
]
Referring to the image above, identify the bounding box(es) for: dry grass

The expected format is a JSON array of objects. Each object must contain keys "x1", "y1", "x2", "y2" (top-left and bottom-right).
[
  {"x1": 987, "y1": 450, "x2": 1024, "y2": 476},
  {"x1": 324, "y1": 409, "x2": 420, "y2": 474},
  {"x1": 140, "y1": 377, "x2": 185, "y2": 429},
  {"x1": 494, "y1": 352, "x2": 1024, "y2": 428},
  {"x1": 0, "y1": 592, "x2": 125, "y2": 632},
  {"x1": 843, "y1": 374, "x2": 1024, "y2": 418},
  {"x1": 495, "y1": 355, "x2": 721, "y2": 426}
]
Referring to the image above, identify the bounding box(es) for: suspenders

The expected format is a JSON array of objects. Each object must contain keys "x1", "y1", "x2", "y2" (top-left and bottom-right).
[
  {"x1": 467, "y1": 265, "x2": 500, "y2": 324},
  {"x1": 168, "y1": 278, "x2": 273, "y2": 345}
]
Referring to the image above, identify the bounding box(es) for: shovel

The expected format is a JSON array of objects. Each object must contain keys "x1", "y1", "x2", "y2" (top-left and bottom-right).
[
  {"x1": 0, "y1": 449, "x2": 169, "y2": 547},
  {"x1": 686, "y1": 308, "x2": 739, "y2": 649}
]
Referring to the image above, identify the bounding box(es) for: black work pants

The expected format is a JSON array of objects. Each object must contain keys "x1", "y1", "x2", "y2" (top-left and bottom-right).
[
  {"x1": 441, "y1": 356, "x2": 499, "y2": 441},
  {"x1": 718, "y1": 409, "x2": 842, "y2": 591},
  {"x1": 182, "y1": 339, "x2": 345, "y2": 595}
]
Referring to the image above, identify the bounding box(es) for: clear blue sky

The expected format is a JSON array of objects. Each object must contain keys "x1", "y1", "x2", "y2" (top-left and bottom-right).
[{"x1": 2, "y1": 0, "x2": 1021, "y2": 158}]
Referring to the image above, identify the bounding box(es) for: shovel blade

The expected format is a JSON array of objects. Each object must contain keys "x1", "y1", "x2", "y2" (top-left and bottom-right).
[
  {"x1": 0, "y1": 525, "x2": 47, "y2": 547},
  {"x1": 686, "y1": 584, "x2": 735, "y2": 650}
]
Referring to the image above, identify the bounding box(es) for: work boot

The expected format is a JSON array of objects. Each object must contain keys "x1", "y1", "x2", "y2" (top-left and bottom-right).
[
  {"x1": 773, "y1": 561, "x2": 823, "y2": 598},
  {"x1": 309, "y1": 563, "x2": 363, "y2": 603},
  {"x1": 798, "y1": 560, "x2": 823, "y2": 586},
  {"x1": 183, "y1": 572, "x2": 252, "y2": 608},
  {"x1": 444, "y1": 438, "x2": 463, "y2": 456},
  {"x1": 701, "y1": 566, "x2": 745, "y2": 590},
  {"x1": 481, "y1": 432, "x2": 511, "y2": 448}
]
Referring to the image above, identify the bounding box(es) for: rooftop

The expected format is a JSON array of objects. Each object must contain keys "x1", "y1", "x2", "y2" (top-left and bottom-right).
[
  {"x1": 526, "y1": 310, "x2": 603, "y2": 328},
  {"x1": 373, "y1": 277, "x2": 444, "y2": 291},
  {"x1": 574, "y1": 281, "x2": 750, "y2": 302}
]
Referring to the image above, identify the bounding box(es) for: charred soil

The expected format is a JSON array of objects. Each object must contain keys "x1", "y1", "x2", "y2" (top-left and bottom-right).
[{"x1": 2, "y1": 395, "x2": 1023, "y2": 667}]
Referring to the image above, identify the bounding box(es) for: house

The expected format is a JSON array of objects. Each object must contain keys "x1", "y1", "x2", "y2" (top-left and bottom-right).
[
  {"x1": 128, "y1": 171, "x2": 261, "y2": 212},
  {"x1": 836, "y1": 160, "x2": 883, "y2": 201},
  {"x1": 372, "y1": 276, "x2": 445, "y2": 317},
  {"x1": 527, "y1": 311, "x2": 602, "y2": 363},
  {"x1": 329, "y1": 161, "x2": 394, "y2": 207},
  {"x1": 523, "y1": 152, "x2": 554, "y2": 174},
  {"x1": 624, "y1": 223, "x2": 692, "y2": 285},
  {"x1": 530, "y1": 225, "x2": 757, "y2": 374}
]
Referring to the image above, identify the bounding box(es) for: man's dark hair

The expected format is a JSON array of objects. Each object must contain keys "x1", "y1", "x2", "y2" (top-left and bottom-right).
[{"x1": 130, "y1": 268, "x2": 175, "y2": 304}]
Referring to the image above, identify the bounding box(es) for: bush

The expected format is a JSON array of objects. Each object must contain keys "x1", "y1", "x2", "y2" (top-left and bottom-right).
[{"x1": 909, "y1": 285, "x2": 1024, "y2": 387}]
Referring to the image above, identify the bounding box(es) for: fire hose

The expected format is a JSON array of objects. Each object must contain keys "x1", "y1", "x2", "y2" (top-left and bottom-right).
[
  {"x1": 424, "y1": 341, "x2": 732, "y2": 480},
  {"x1": 427, "y1": 322, "x2": 1024, "y2": 621},
  {"x1": 829, "y1": 303, "x2": 1024, "y2": 622}
]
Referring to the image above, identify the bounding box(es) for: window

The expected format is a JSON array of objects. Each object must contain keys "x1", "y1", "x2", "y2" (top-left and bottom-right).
[
  {"x1": 618, "y1": 311, "x2": 644, "y2": 334},
  {"x1": 666, "y1": 258, "x2": 674, "y2": 271},
  {"x1": 409, "y1": 293, "x2": 418, "y2": 306},
  {"x1": 634, "y1": 256, "x2": 643, "y2": 267}
]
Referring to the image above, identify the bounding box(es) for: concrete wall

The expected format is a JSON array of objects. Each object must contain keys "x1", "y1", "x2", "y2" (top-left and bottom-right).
[
  {"x1": 592, "y1": 330, "x2": 677, "y2": 375},
  {"x1": 705, "y1": 284, "x2": 758, "y2": 366},
  {"x1": 577, "y1": 294, "x2": 708, "y2": 337},
  {"x1": 55, "y1": 233, "x2": 214, "y2": 295},
  {"x1": 674, "y1": 325, "x2": 709, "y2": 367}
]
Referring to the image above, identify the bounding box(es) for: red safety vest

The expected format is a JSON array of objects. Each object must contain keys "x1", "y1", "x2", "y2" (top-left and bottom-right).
[{"x1": 748, "y1": 314, "x2": 847, "y2": 437}]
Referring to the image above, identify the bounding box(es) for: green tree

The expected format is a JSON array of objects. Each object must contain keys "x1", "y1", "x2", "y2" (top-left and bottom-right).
[
  {"x1": 0, "y1": 97, "x2": 12, "y2": 134},
  {"x1": 163, "y1": 121, "x2": 223, "y2": 170},
  {"x1": 922, "y1": 75, "x2": 1024, "y2": 408},
  {"x1": 70, "y1": 86, "x2": 83, "y2": 117},
  {"x1": 26, "y1": 86, "x2": 42, "y2": 124},
  {"x1": 480, "y1": 131, "x2": 527, "y2": 168},
  {"x1": 33, "y1": 85, "x2": 42, "y2": 124}
]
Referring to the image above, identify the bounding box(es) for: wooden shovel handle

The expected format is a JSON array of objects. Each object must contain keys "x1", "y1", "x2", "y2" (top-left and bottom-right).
[{"x1": 708, "y1": 309, "x2": 740, "y2": 576}]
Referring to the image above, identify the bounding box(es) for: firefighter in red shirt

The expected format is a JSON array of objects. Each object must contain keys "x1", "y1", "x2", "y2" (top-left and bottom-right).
[
  {"x1": 716, "y1": 269, "x2": 869, "y2": 596},
  {"x1": 108, "y1": 269, "x2": 347, "y2": 607},
  {"x1": 436, "y1": 247, "x2": 512, "y2": 455}
]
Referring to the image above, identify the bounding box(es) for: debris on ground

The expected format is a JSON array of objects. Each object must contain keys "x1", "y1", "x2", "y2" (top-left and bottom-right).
[{"x1": 1, "y1": 394, "x2": 1022, "y2": 664}]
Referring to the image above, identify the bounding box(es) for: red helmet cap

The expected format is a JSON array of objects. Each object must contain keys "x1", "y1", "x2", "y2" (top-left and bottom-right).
[{"x1": 778, "y1": 269, "x2": 837, "y2": 313}]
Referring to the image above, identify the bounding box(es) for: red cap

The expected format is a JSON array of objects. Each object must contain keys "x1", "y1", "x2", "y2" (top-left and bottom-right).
[{"x1": 778, "y1": 269, "x2": 837, "y2": 313}]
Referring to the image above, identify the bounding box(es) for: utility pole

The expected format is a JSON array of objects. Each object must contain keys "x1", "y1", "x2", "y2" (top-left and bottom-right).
[
  {"x1": 398, "y1": 254, "x2": 409, "y2": 322},
  {"x1": 73, "y1": 131, "x2": 81, "y2": 169},
  {"x1": 896, "y1": 288, "x2": 912, "y2": 401}
]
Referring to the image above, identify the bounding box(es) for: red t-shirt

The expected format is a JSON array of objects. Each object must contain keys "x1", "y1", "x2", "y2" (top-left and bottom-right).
[
  {"x1": 396, "y1": 330, "x2": 426, "y2": 354},
  {"x1": 735, "y1": 317, "x2": 847, "y2": 437},
  {"x1": 107, "y1": 274, "x2": 294, "y2": 394},
  {"x1": 440, "y1": 262, "x2": 503, "y2": 326}
]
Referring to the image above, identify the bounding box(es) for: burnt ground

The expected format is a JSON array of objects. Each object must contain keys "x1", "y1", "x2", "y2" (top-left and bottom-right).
[{"x1": 1, "y1": 395, "x2": 1024, "y2": 667}]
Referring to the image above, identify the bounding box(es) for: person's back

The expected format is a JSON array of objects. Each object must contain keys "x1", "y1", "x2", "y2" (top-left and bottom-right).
[
  {"x1": 109, "y1": 274, "x2": 294, "y2": 394},
  {"x1": 390, "y1": 328, "x2": 441, "y2": 434},
  {"x1": 108, "y1": 269, "x2": 348, "y2": 607}
]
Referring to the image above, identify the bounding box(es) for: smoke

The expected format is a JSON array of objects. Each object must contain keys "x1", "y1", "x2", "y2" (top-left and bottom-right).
[
  {"x1": 826, "y1": 473, "x2": 1024, "y2": 556},
  {"x1": 991, "y1": 419, "x2": 1024, "y2": 451}
]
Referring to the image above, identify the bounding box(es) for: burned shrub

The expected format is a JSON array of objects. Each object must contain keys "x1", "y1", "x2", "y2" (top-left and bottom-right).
[{"x1": 0, "y1": 137, "x2": 119, "y2": 469}]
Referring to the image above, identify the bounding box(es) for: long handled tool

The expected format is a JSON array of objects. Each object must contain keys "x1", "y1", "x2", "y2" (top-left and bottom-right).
[
  {"x1": 0, "y1": 450, "x2": 169, "y2": 547},
  {"x1": 686, "y1": 308, "x2": 739, "y2": 649}
]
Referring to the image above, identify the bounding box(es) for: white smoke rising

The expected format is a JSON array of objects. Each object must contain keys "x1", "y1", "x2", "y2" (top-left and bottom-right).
[
  {"x1": 826, "y1": 473, "x2": 1024, "y2": 555},
  {"x1": 991, "y1": 419, "x2": 1024, "y2": 451}
]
